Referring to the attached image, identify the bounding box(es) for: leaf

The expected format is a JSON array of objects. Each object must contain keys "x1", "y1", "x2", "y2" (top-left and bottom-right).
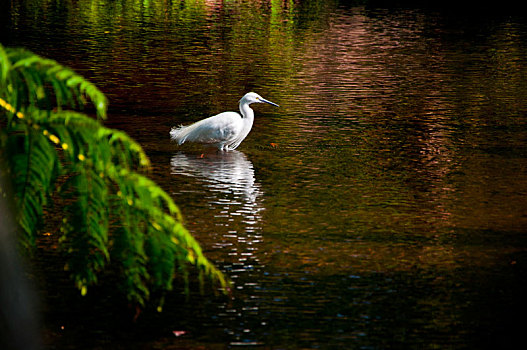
[
  {"x1": 4, "y1": 46, "x2": 107, "y2": 119},
  {"x1": 60, "y1": 165, "x2": 110, "y2": 288},
  {"x1": 5, "y1": 125, "x2": 59, "y2": 249},
  {"x1": 0, "y1": 44, "x2": 10, "y2": 82}
]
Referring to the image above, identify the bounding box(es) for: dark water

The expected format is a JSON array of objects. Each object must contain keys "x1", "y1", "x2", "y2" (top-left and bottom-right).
[{"x1": 3, "y1": 0, "x2": 527, "y2": 348}]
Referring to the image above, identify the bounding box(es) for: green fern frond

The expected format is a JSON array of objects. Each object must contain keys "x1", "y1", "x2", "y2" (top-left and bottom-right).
[
  {"x1": 3, "y1": 46, "x2": 107, "y2": 119},
  {"x1": 60, "y1": 164, "x2": 110, "y2": 292},
  {"x1": 0, "y1": 44, "x2": 10, "y2": 83},
  {"x1": 112, "y1": 218, "x2": 151, "y2": 304},
  {"x1": 116, "y1": 171, "x2": 228, "y2": 287},
  {"x1": 4, "y1": 123, "x2": 59, "y2": 249},
  {"x1": 97, "y1": 128, "x2": 151, "y2": 170},
  {"x1": 9, "y1": 107, "x2": 149, "y2": 173},
  {"x1": 0, "y1": 43, "x2": 229, "y2": 307}
]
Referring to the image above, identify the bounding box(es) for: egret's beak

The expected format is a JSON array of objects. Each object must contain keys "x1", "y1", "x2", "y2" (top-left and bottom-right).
[{"x1": 261, "y1": 98, "x2": 279, "y2": 107}]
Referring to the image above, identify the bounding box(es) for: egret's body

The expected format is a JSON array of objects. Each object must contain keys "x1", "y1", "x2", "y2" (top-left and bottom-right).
[{"x1": 170, "y1": 92, "x2": 279, "y2": 151}]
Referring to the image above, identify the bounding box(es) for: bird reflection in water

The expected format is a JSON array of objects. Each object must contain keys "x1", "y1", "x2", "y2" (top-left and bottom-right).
[
  {"x1": 170, "y1": 150, "x2": 264, "y2": 282},
  {"x1": 170, "y1": 151, "x2": 266, "y2": 341}
]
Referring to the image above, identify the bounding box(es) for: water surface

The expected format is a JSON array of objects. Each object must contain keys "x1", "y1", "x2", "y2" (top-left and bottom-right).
[{"x1": 3, "y1": 0, "x2": 527, "y2": 348}]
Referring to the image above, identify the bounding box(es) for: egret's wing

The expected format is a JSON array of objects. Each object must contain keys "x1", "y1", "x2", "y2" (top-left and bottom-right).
[
  {"x1": 170, "y1": 112, "x2": 242, "y2": 145},
  {"x1": 191, "y1": 112, "x2": 241, "y2": 143}
]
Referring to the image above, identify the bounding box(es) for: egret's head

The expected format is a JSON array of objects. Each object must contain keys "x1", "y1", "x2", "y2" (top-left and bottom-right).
[{"x1": 241, "y1": 92, "x2": 279, "y2": 107}]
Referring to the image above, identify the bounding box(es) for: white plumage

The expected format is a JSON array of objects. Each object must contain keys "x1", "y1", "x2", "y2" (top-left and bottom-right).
[{"x1": 170, "y1": 92, "x2": 279, "y2": 151}]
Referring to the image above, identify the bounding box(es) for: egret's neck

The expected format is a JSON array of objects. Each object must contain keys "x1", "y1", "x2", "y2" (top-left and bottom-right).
[{"x1": 239, "y1": 102, "x2": 254, "y2": 120}]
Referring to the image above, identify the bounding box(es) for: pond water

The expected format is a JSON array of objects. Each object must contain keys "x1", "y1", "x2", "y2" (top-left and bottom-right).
[{"x1": 3, "y1": 0, "x2": 527, "y2": 348}]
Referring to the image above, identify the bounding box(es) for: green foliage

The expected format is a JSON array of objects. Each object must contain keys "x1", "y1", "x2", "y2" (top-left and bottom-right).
[{"x1": 0, "y1": 43, "x2": 229, "y2": 306}]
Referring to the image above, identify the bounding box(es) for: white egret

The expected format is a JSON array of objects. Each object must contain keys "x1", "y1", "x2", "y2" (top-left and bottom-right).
[{"x1": 170, "y1": 92, "x2": 279, "y2": 151}]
